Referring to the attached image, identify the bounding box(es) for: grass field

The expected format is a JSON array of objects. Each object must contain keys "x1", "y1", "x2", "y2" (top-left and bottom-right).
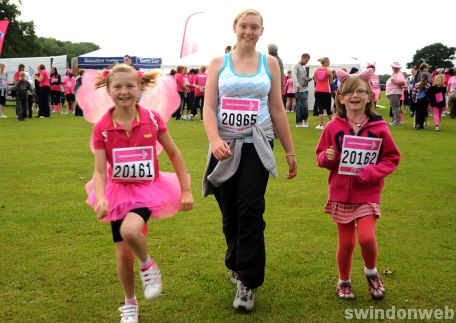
[{"x1": 0, "y1": 96, "x2": 455, "y2": 322}]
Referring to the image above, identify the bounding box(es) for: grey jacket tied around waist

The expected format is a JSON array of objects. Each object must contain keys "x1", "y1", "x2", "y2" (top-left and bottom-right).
[{"x1": 202, "y1": 120, "x2": 278, "y2": 197}]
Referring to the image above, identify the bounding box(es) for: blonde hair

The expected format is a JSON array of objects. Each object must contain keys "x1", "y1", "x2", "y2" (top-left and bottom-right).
[
  {"x1": 318, "y1": 57, "x2": 329, "y2": 65},
  {"x1": 334, "y1": 76, "x2": 377, "y2": 118},
  {"x1": 433, "y1": 74, "x2": 445, "y2": 87},
  {"x1": 95, "y1": 63, "x2": 160, "y2": 90},
  {"x1": 233, "y1": 9, "x2": 263, "y2": 26}
]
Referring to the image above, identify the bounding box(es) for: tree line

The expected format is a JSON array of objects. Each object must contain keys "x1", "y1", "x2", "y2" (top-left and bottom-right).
[
  {"x1": 0, "y1": 0, "x2": 99, "y2": 65},
  {"x1": 1, "y1": 1, "x2": 454, "y2": 75}
]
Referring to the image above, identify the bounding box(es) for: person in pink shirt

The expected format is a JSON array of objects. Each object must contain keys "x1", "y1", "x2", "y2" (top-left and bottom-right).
[
  {"x1": 313, "y1": 57, "x2": 333, "y2": 129},
  {"x1": 86, "y1": 64, "x2": 193, "y2": 323},
  {"x1": 285, "y1": 70, "x2": 296, "y2": 112},
  {"x1": 385, "y1": 62, "x2": 405, "y2": 125},
  {"x1": 367, "y1": 63, "x2": 381, "y2": 108},
  {"x1": 187, "y1": 68, "x2": 196, "y2": 119},
  {"x1": 446, "y1": 68, "x2": 456, "y2": 118},
  {"x1": 173, "y1": 66, "x2": 188, "y2": 120},
  {"x1": 193, "y1": 65, "x2": 207, "y2": 120},
  {"x1": 34, "y1": 64, "x2": 51, "y2": 118},
  {"x1": 50, "y1": 67, "x2": 62, "y2": 113},
  {"x1": 316, "y1": 68, "x2": 400, "y2": 300},
  {"x1": 62, "y1": 69, "x2": 76, "y2": 114}
]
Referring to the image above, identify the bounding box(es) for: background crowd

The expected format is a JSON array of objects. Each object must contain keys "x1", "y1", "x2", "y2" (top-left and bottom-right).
[{"x1": 1, "y1": 52, "x2": 455, "y2": 131}]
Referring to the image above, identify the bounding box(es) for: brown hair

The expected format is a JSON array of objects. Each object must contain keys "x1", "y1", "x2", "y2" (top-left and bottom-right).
[
  {"x1": 95, "y1": 63, "x2": 159, "y2": 90},
  {"x1": 334, "y1": 76, "x2": 377, "y2": 118},
  {"x1": 418, "y1": 74, "x2": 428, "y2": 89},
  {"x1": 419, "y1": 63, "x2": 429, "y2": 70}
]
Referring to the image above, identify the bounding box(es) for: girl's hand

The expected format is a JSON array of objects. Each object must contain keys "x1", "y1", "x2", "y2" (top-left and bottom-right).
[
  {"x1": 211, "y1": 137, "x2": 232, "y2": 161},
  {"x1": 325, "y1": 146, "x2": 336, "y2": 161},
  {"x1": 285, "y1": 154, "x2": 297, "y2": 179},
  {"x1": 95, "y1": 197, "x2": 109, "y2": 219},
  {"x1": 180, "y1": 190, "x2": 194, "y2": 212}
]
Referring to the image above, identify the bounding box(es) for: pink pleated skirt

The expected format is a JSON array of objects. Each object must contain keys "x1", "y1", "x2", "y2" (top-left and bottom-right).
[
  {"x1": 325, "y1": 201, "x2": 381, "y2": 224},
  {"x1": 86, "y1": 172, "x2": 182, "y2": 222}
]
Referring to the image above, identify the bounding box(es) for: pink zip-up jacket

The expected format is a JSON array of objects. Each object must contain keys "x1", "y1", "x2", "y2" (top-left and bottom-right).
[
  {"x1": 62, "y1": 76, "x2": 75, "y2": 95},
  {"x1": 316, "y1": 116, "x2": 400, "y2": 204}
]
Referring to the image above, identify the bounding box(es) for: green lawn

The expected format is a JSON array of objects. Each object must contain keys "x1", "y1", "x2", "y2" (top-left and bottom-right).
[{"x1": 0, "y1": 96, "x2": 455, "y2": 322}]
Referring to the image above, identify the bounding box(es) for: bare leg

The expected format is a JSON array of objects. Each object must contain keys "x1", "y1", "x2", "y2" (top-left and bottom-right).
[
  {"x1": 319, "y1": 114, "x2": 325, "y2": 126},
  {"x1": 120, "y1": 212, "x2": 149, "y2": 262},
  {"x1": 115, "y1": 241, "x2": 136, "y2": 298}
]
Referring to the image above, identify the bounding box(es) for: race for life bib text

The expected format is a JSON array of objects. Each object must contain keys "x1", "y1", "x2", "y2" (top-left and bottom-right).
[
  {"x1": 112, "y1": 146, "x2": 154, "y2": 181},
  {"x1": 338, "y1": 136, "x2": 382, "y2": 176},
  {"x1": 219, "y1": 97, "x2": 259, "y2": 131}
]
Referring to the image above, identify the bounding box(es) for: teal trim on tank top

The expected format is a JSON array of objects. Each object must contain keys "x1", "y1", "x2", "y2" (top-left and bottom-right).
[{"x1": 218, "y1": 52, "x2": 272, "y2": 82}]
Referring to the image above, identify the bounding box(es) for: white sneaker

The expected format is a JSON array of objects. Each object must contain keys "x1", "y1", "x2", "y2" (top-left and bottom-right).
[
  {"x1": 303, "y1": 121, "x2": 309, "y2": 128},
  {"x1": 233, "y1": 281, "x2": 255, "y2": 311},
  {"x1": 118, "y1": 304, "x2": 138, "y2": 323},
  {"x1": 435, "y1": 126, "x2": 440, "y2": 131},
  {"x1": 139, "y1": 264, "x2": 162, "y2": 300},
  {"x1": 295, "y1": 122, "x2": 303, "y2": 128},
  {"x1": 0, "y1": 114, "x2": 7, "y2": 118},
  {"x1": 315, "y1": 125, "x2": 324, "y2": 130},
  {"x1": 227, "y1": 270, "x2": 239, "y2": 285}
]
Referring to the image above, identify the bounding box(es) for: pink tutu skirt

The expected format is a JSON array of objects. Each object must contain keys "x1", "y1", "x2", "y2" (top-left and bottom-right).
[{"x1": 86, "y1": 171, "x2": 182, "y2": 222}]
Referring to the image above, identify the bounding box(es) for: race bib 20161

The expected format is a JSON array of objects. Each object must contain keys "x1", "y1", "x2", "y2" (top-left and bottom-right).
[{"x1": 112, "y1": 146, "x2": 154, "y2": 181}]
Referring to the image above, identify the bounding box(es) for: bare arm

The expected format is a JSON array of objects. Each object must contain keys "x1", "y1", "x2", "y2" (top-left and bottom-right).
[
  {"x1": 267, "y1": 56, "x2": 297, "y2": 179},
  {"x1": 92, "y1": 149, "x2": 108, "y2": 219},
  {"x1": 158, "y1": 131, "x2": 193, "y2": 211},
  {"x1": 202, "y1": 56, "x2": 232, "y2": 161}
]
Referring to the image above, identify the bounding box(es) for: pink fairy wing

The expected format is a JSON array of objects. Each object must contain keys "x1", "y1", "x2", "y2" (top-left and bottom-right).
[
  {"x1": 139, "y1": 75, "x2": 180, "y2": 155},
  {"x1": 139, "y1": 75, "x2": 180, "y2": 124},
  {"x1": 76, "y1": 69, "x2": 114, "y2": 124}
]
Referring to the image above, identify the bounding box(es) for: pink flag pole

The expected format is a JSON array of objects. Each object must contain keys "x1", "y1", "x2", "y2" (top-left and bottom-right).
[
  {"x1": 0, "y1": 20, "x2": 10, "y2": 56},
  {"x1": 180, "y1": 12, "x2": 204, "y2": 58}
]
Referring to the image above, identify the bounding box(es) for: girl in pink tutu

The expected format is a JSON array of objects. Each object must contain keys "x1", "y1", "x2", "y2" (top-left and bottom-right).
[{"x1": 85, "y1": 64, "x2": 193, "y2": 323}]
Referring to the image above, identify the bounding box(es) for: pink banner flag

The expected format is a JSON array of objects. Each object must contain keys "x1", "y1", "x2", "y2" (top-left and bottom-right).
[
  {"x1": 180, "y1": 12, "x2": 204, "y2": 58},
  {"x1": 0, "y1": 20, "x2": 9, "y2": 56}
]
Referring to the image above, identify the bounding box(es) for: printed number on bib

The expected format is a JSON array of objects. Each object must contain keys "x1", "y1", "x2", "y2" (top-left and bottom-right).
[
  {"x1": 112, "y1": 146, "x2": 154, "y2": 181},
  {"x1": 220, "y1": 97, "x2": 259, "y2": 131},
  {"x1": 338, "y1": 136, "x2": 382, "y2": 176}
]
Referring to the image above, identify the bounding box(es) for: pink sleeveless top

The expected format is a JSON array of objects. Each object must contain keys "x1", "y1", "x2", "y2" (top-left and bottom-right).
[{"x1": 314, "y1": 67, "x2": 330, "y2": 93}]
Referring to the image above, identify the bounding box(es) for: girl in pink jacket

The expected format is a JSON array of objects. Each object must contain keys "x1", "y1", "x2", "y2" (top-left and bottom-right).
[{"x1": 316, "y1": 68, "x2": 400, "y2": 300}]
